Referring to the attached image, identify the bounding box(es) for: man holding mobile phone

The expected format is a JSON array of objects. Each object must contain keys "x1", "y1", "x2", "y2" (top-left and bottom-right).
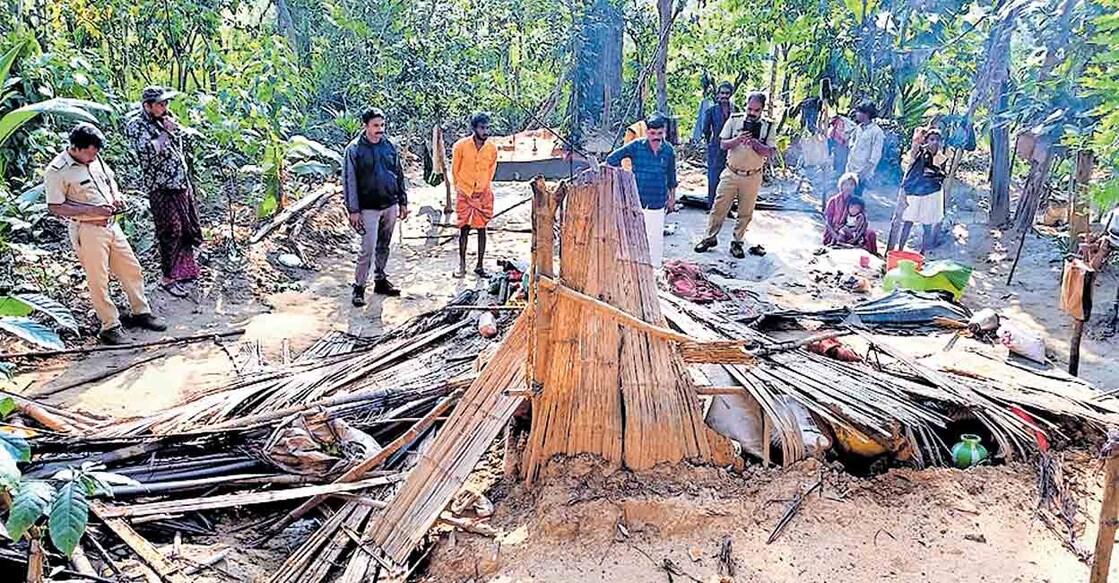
[
  {"x1": 45, "y1": 123, "x2": 165, "y2": 345},
  {"x1": 695, "y1": 92, "x2": 776, "y2": 258}
]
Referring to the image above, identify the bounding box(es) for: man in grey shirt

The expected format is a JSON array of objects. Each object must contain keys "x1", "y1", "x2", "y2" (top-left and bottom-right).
[{"x1": 343, "y1": 108, "x2": 409, "y2": 306}]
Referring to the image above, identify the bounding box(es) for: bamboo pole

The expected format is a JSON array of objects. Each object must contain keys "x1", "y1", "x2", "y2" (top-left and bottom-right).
[
  {"x1": 0, "y1": 329, "x2": 245, "y2": 360},
  {"x1": 1091, "y1": 431, "x2": 1119, "y2": 583}
]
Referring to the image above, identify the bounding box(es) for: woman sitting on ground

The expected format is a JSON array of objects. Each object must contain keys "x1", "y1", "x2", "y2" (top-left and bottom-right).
[{"x1": 823, "y1": 172, "x2": 878, "y2": 255}]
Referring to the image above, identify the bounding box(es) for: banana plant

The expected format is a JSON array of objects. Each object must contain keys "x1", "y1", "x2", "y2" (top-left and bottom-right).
[{"x1": 244, "y1": 132, "x2": 342, "y2": 217}]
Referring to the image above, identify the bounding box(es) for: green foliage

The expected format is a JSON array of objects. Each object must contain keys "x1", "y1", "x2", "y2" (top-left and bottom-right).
[
  {"x1": 0, "y1": 293, "x2": 75, "y2": 351},
  {"x1": 1084, "y1": 0, "x2": 1119, "y2": 208},
  {"x1": 0, "y1": 317, "x2": 63, "y2": 350},
  {"x1": 4, "y1": 480, "x2": 54, "y2": 541},
  {"x1": 0, "y1": 397, "x2": 15, "y2": 417},
  {"x1": 47, "y1": 479, "x2": 89, "y2": 556},
  {"x1": 896, "y1": 83, "x2": 933, "y2": 135},
  {"x1": 0, "y1": 426, "x2": 134, "y2": 559},
  {"x1": 0, "y1": 432, "x2": 31, "y2": 464},
  {"x1": 1, "y1": 294, "x2": 78, "y2": 332}
]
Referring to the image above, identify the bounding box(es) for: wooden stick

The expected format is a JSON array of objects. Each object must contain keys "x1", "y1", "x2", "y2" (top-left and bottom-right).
[
  {"x1": 1070, "y1": 319, "x2": 1086, "y2": 376},
  {"x1": 183, "y1": 548, "x2": 233, "y2": 576},
  {"x1": 97, "y1": 475, "x2": 402, "y2": 519},
  {"x1": 767, "y1": 477, "x2": 823, "y2": 544},
  {"x1": 442, "y1": 305, "x2": 524, "y2": 312},
  {"x1": 538, "y1": 276, "x2": 696, "y2": 344},
  {"x1": 31, "y1": 351, "x2": 167, "y2": 397},
  {"x1": 0, "y1": 329, "x2": 245, "y2": 360},
  {"x1": 91, "y1": 502, "x2": 191, "y2": 583},
  {"x1": 264, "y1": 390, "x2": 463, "y2": 535},
  {"x1": 1091, "y1": 432, "x2": 1119, "y2": 583},
  {"x1": 1006, "y1": 226, "x2": 1029, "y2": 285}
]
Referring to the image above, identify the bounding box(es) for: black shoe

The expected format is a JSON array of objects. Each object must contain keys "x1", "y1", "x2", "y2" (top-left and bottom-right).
[
  {"x1": 124, "y1": 313, "x2": 167, "y2": 331},
  {"x1": 352, "y1": 285, "x2": 367, "y2": 307},
  {"x1": 694, "y1": 238, "x2": 717, "y2": 253},
  {"x1": 730, "y1": 242, "x2": 746, "y2": 259},
  {"x1": 373, "y1": 279, "x2": 401, "y2": 297},
  {"x1": 98, "y1": 326, "x2": 128, "y2": 346}
]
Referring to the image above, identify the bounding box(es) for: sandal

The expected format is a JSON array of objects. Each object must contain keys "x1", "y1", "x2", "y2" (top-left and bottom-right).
[
  {"x1": 161, "y1": 281, "x2": 189, "y2": 298},
  {"x1": 473, "y1": 266, "x2": 487, "y2": 277}
]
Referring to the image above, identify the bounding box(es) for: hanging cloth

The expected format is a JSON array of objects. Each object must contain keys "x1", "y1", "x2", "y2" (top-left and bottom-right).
[{"x1": 424, "y1": 124, "x2": 447, "y2": 187}]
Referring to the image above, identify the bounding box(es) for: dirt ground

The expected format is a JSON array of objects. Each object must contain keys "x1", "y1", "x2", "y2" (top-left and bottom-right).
[
  {"x1": 4, "y1": 162, "x2": 1117, "y2": 581},
  {"x1": 423, "y1": 456, "x2": 1100, "y2": 583}
]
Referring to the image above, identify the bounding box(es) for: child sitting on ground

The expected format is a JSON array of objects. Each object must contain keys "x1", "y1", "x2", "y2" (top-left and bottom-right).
[{"x1": 836, "y1": 196, "x2": 870, "y2": 248}]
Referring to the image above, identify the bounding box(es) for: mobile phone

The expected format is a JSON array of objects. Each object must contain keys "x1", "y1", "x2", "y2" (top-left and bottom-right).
[{"x1": 741, "y1": 120, "x2": 762, "y2": 140}]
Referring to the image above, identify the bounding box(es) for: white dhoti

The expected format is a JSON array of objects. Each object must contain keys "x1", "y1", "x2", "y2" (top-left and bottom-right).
[
  {"x1": 901, "y1": 191, "x2": 945, "y2": 225},
  {"x1": 642, "y1": 207, "x2": 666, "y2": 267}
]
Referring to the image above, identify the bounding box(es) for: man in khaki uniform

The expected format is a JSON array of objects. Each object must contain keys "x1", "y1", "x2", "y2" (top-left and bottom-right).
[
  {"x1": 695, "y1": 92, "x2": 776, "y2": 258},
  {"x1": 45, "y1": 123, "x2": 165, "y2": 344}
]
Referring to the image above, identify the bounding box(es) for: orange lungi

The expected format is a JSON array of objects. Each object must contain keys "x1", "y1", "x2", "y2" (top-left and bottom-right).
[{"x1": 455, "y1": 187, "x2": 494, "y2": 229}]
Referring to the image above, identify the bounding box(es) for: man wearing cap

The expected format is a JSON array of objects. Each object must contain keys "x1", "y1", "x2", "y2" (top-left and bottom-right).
[
  {"x1": 44, "y1": 124, "x2": 166, "y2": 345},
  {"x1": 605, "y1": 113, "x2": 678, "y2": 266},
  {"x1": 695, "y1": 92, "x2": 776, "y2": 259},
  {"x1": 844, "y1": 101, "x2": 885, "y2": 197},
  {"x1": 124, "y1": 86, "x2": 203, "y2": 297}
]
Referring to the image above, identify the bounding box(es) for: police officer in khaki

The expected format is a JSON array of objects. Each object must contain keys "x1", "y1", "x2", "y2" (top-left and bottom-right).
[
  {"x1": 44, "y1": 123, "x2": 166, "y2": 344},
  {"x1": 694, "y1": 92, "x2": 776, "y2": 258}
]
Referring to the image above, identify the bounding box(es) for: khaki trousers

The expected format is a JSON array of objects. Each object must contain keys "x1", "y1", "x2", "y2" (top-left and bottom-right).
[
  {"x1": 704, "y1": 168, "x2": 762, "y2": 243},
  {"x1": 69, "y1": 221, "x2": 151, "y2": 331}
]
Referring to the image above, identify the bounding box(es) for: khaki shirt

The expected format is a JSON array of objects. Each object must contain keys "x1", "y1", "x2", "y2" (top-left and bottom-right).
[
  {"x1": 44, "y1": 150, "x2": 122, "y2": 223},
  {"x1": 719, "y1": 114, "x2": 777, "y2": 172}
]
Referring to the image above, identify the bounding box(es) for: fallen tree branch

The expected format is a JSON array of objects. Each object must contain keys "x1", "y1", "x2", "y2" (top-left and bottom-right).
[
  {"x1": 250, "y1": 186, "x2": 335, "y2": 244},
  {"x1": 0, "y1": 329, "x2": 246, "y2": 360},
  {"x1": 91, "y1": 501, "x2": 192, "y2": 583}
]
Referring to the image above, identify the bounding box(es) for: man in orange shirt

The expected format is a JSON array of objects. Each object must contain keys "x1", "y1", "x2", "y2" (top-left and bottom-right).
[{"x1": 452, "y1": 113, "x2": 499, "y2": 278}]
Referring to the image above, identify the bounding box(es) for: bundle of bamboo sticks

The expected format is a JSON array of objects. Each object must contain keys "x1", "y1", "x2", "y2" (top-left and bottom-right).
[{"x1": 522, "y1": 166, "x2": 732, "y2": 481}]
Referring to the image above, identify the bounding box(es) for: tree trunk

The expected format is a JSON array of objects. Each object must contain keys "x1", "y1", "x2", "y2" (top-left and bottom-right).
[
  {"x1": 273, "y1": 0, "x2": 300, "y2": 51},
  {"x1": 766, "y1": 45, "x2": 779, "y2": 116},
  {"x1": 573, "y1": 0, "x2": 623, "y2": 128},
  {"x1": 989, "y1": 115, "x2": 1012, "y2": 227},
  {"x1": 1069, "y1": 150, "x2": 1095, "y2": 248},
  {"x1": 1013, "y1": 139, "x2": 1055, "y2": 233},
  {"x1": 654, "y1": 0, "x2": 672, "y2": 114}
]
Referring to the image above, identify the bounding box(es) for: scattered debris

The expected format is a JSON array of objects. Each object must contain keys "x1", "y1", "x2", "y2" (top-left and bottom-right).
[{"x1": 767, "y1": 477, "x2": 824, "y2": 544}]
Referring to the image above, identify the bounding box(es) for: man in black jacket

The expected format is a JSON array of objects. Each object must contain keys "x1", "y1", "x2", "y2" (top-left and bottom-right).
[{"x1": 343, "y1": 108, "x2": 409, "y2": 305}]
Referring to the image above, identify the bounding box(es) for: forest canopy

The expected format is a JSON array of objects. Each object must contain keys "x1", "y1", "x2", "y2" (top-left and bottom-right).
[{"x1": 0, "y1": 0, "x2": 1117, "y2": 236}]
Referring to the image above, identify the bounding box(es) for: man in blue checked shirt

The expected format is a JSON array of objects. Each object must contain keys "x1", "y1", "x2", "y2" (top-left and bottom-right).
[{"x1": 605, "y1": 113, "x2": 677, "y2": 266}]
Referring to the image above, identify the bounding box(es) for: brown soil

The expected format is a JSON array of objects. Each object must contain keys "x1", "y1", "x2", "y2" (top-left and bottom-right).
[{"x1": 422, "y1": 456, "x2": 1102, "y2": 582}]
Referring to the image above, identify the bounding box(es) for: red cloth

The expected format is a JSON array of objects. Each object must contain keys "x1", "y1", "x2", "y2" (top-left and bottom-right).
[
  {"x1": 663, "y1": 260, "x2": 728, "y2": 303},
  {"x1": 149, "y1": 188, "x2": 202, "y2": 281},
  {"x1": 455, "y1": 187, "x2": 494, "y2": 229},
  {"x1": 822, "y1": 192, "x2": 878, "y2": 255}
]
